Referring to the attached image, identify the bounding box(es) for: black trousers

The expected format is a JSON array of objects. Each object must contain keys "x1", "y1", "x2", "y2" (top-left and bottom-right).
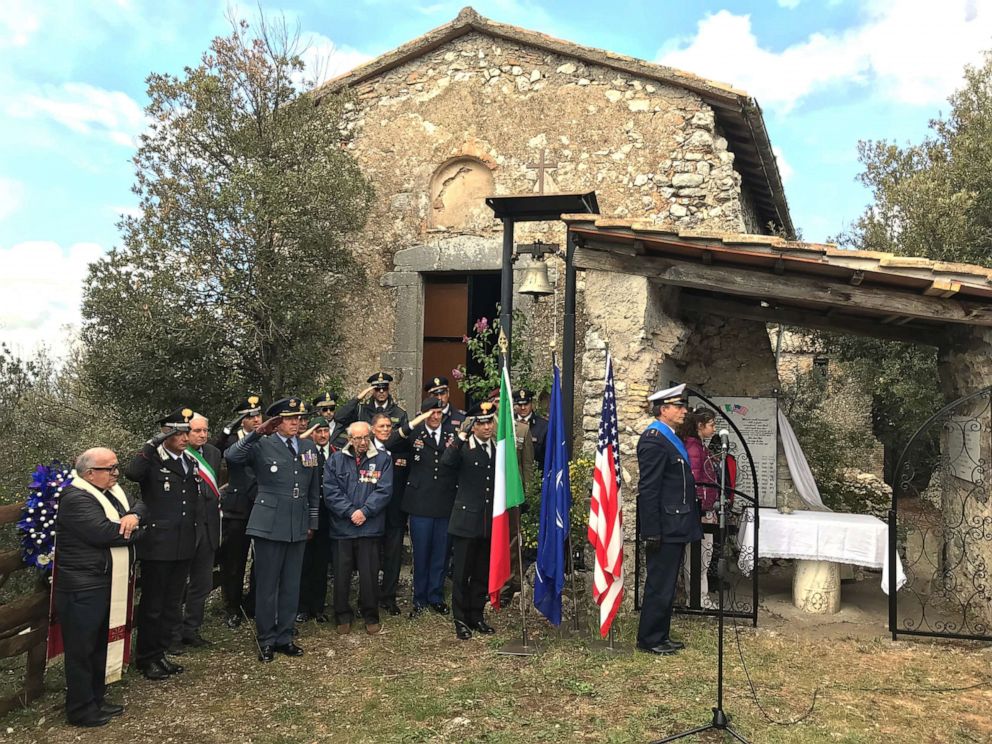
[
  {"x1": 177, "y1": 529, "x2": 216, "y2": 641},
  {"x1": 298, "y1": 530, "x2": 332, "y2": 615},
  {"x1": 253, "y1": 537, "x2": 307, "y2": 647},
  {"x1": 379, "y1": 526, "x2": 404, "y2": 604},
  {"x1": 637, "y1": 541, "x2": 683, "y2": 647},
  {"x1": 450, "y1": 535, "x2": 489, "y2": 625},
  {"x1": 333, "y1": 537, "x2": 379, "y2": 625},
  {"x1": 55, "y1": 586, "x2": 110, "y2": 721},
  {"x1": 136, "y1": 558, "x2": 191, "y2": 665},
  {"x1": 219, "y1": 518, "x2": 251, "y2": 615}
]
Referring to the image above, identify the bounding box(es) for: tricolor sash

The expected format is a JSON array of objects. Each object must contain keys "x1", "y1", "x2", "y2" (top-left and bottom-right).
[
  {"x1": 187, "y1": 447, "x2": 220, "y2": 498},
  {"x1": 49, "y1": 476, "x2": 135, "y2": 683}
]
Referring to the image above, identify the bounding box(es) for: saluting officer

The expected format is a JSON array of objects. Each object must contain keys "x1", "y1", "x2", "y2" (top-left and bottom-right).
[
  {"x1": 124, "y1": 407, "x2": 199, "y2": 681},
  {"x1": 214, "y1": 395, "x2": 263, "y2": 629},
  {"x1": 636, "y1": 383, "x2": 702, "y2": 656},
  {"x1": 312, "y1": 392, "x2": 348, "y2": 448},
  {"x1": 297, "y1": 416, "x2": 333, "y2": 623},
  {"x1": 335, "y1": 371, "x2": 409, "y2": 429},
  {"x1": 424, "y1": 376, "x2": 465, "y2": 429},
  {"x1": 394, "y1": 398, "x2": 457, "y2": 617},
  {"x1": 512, "y1": 389, "x2": 549, "y2": 472},
  {"x1": 225, "y1": 397, "x2": 320, "y2": 662},
  {"x1": 442, "y1": 402, "x2": 498, "y2": 641}
]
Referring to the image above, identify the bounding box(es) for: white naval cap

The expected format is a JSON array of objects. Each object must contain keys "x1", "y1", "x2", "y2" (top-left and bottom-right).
[{"x1": 648, "y1": 383, "x2": 688, "y2": 405}]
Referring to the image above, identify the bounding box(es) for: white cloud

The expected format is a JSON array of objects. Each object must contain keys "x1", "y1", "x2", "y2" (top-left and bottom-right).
[
  {"x1": 0, "y1": 241, "x2": 105, "y2": 356},
  {"x1": 773, "y1": 146, "x2": 794, "y2": 183},
  {"x1": 0, "y1": 177, "x2": 25, "y2": 221},
  {"x1": 658, "y1": 1, "x2": 992, "y2": 112},
  {"x1": 0, "y1": 0, "x2": 40, "y2": 48},
  {"x1": 5, "y1": 82, "x2": 148, "y2": 148},
  {"x1": 297, "y1": 32, "x2": 373, "y2": 86}
]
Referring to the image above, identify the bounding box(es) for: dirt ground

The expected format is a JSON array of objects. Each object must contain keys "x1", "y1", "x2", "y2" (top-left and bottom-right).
[{"x1": 2, "y1": 570, "x2": 990, "y2": 744}]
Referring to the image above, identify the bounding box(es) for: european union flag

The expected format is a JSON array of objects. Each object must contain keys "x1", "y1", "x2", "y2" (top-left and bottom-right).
[{"x1": 534, "y1": 362, "x2": 571, "y2": 626}]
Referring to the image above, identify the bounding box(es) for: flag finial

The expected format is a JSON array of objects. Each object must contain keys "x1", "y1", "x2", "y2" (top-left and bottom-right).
[{"x1": 497, "y1": 328, "x2": 508, "y2": 355}]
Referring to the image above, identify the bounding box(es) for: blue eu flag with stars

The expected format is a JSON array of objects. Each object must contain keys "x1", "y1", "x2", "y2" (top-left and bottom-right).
[{"x1": 534, "y1": 362, "x2": 571, "y2": 626}]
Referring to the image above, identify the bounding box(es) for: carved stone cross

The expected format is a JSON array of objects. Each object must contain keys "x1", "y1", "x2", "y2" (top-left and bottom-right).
[{"x1": 527, "y1": 148, "x2": 558, "y2": 194}]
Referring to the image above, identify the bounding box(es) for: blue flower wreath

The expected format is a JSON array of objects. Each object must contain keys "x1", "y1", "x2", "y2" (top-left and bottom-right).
[{"x1": 17, "y1": 461, "x2": 71, "y2": 573}]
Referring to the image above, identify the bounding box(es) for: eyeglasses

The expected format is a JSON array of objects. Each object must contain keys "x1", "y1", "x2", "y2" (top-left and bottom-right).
[
  {"x1": 90, "y1": 464, "x2": 121, "y2": 473},
  {"x1": 319, "y1": 407, "x2": 336, "y2": 412},
  {"x1": 350, "y1": 436, "x2": 371, "y2": 442}
]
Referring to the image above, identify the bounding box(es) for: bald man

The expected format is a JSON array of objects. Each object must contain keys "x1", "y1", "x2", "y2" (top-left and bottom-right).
[{"x1": 55, "y1": 448, "x2": 146, "y2": 727}]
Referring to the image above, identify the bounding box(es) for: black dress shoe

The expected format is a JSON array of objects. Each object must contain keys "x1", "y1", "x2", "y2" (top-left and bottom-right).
[
  {"x1": 314, "y1": 612, "x2": 330, "y2": 623},
  {"x1": 139, "y1": 660, "x2": 170, "y2": 681},
  {"x1": 667, "y1": 638, "x2": 686, "y2": 650},
  {"x1": 409, "y1": 605, "x2": 427, "y2": 619},
  {"x1": 183, "y1": 633, "x2": 212, "y2": 647},
  {"x1": 295, "y1": 612, "x2": 310, "y2": 623},
  {"x1": 97, "y1": 701, "x2": 124, "y2": 717},
  {"x1": 471, "y1": 620, "x2": 496, "y2": 635},
  {"x1": 430, "y1": 601, "x2": 450, "y2": 616},
  {"x1": 225, "y1": 613, "x2": 243, "y2": 629},
  {"x1": 68, "y1": 712, "x2": 112, "y2": 728},
  {"x1": 274, "y1": 642, "x2": 304, "y2": 657},
  {"x1": 167, "y1": 643, "x2": 186, "y2": 656},
  {"x1": 635, "y1": 641, "x2": 679, "y2": 656},
  {"x1": 159, "y1": 657, "x2": 184, "y2": 674},
  {"x1": 258, "y1": 645, "x2": 275, "y2": 663},
  {"x1": 380, "y1": 602, "x2": 401, "y2": 616},
  {"x1": 454, "y1": 621, "x2": 473, "y2": 640}
]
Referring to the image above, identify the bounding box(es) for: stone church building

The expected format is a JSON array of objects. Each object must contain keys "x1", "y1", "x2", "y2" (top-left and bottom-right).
[{"x1": 317, "y1": 7, "x2": 791, "y2": 471}]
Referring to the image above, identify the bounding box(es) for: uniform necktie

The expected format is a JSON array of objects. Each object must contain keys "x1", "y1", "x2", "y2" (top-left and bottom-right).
[
  {"x1": 432, "y1": 430, "x2": 440, "y2": 447},
  {"x1": 286, "y1": 439, "x2": 297, "y2": 458}
]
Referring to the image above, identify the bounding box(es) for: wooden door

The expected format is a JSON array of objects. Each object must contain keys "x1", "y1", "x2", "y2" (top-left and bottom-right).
[{"x1": 423, "y1": 278, "x2": 469, "y2": 411}]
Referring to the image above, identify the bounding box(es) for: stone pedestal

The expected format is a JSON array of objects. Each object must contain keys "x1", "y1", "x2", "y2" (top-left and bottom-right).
[{"x1": 792, "y1": 559, "x2": 841, "y2": 614}]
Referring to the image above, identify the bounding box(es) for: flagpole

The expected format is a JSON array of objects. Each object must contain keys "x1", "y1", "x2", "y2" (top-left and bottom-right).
[
  {"x1": 555, "y1": 348, "x2": 581, "y2": 635},
  {"x1": 497, "y1": 338, "x2": 537, "y2": 656}
]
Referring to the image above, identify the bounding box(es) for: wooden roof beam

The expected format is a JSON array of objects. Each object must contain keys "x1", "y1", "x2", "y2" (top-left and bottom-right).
[
  {"x1": 574, "y1": 242, "x2": 992, "y2": 327},
  {"x1": 679, "y1": 293, "x2": 937, "y2": 346}
]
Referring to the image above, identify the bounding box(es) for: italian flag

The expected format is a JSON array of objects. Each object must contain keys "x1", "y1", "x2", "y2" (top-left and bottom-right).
[
  {"x1": 187, "y1": 448, "x2": 220, "y2": 499},
  {"x1": 489, "y1": 365, "x2": 526, "y2": 610}
]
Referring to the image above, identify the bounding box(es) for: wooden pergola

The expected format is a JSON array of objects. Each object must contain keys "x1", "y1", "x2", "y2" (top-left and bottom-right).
[{"x1": 565, "y1": 216, "x2": 992, "y2": 346}]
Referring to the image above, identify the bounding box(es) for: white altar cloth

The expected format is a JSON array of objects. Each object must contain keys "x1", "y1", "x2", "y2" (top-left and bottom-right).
[{"x1": 737, "y1": 509, "x2": 907, "y2": 595}]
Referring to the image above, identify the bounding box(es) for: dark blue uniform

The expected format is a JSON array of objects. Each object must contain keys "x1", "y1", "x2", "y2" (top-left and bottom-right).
[{"x1": 636, "y1": 423, "x2": 702, "y2": 649}]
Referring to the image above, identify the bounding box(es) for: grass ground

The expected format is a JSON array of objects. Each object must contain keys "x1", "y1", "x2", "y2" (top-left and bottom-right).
[{"x1": 1, "y1": 599, "x2": 990, "y2": 744}]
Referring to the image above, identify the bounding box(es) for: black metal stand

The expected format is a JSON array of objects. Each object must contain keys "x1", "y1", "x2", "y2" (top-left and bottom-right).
[{"x1": 653, "y1": 441, "x2": 751, "y2": 744}]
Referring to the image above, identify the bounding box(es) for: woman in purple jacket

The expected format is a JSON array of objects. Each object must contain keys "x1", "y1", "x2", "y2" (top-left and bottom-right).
[{"x1": 678, "y1": 408, "x2": 718, "y2": 609}]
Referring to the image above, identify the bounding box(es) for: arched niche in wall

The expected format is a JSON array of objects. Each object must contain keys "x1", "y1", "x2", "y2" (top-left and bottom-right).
[{"x1": 429, "y1": 157, "x2": 496, "y2": 230}]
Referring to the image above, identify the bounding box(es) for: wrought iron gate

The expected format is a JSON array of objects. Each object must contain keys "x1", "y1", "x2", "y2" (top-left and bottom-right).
[
  {"x1": 634, "y1": 388, "x2": 761, "y2": 626},
  {"x1": 890, "y1": 386, "x2": 992, "y2": 641}
]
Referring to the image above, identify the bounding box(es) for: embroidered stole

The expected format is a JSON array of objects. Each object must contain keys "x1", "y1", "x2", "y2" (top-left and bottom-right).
[{"x1": 68, "y1": 476, "x2": 134, "y2": 684}]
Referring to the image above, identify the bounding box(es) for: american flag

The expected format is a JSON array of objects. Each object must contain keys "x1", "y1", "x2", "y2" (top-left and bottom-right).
[{"x1": 588, "y1": 350, "x2": 624, "y2": 637}]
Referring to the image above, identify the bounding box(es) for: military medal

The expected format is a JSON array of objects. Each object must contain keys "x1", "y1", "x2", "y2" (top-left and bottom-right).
[
  {"x1": 270, "y1": 464, "x2": 278, "y2": 473},
  {"x1": 164, "y1": 481, "x2": 171, "y2": 492}
]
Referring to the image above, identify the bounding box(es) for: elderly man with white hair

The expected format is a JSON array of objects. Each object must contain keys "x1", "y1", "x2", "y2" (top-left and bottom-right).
[{"x1": 55, "y1": 447, "x2": 146, "y2": 727}]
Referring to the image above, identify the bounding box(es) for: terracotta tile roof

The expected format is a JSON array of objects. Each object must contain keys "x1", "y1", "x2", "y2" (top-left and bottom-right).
[{"x1": 314, "y1": 7, "x2": 793, "y2": 239}]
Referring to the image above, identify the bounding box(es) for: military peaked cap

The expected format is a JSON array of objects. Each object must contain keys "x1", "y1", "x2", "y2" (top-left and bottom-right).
[
  {"x1": 367, "y1": 371, "x2": 394, "y2": 389},
  {"x1": 467, "y1": 401, "x2": 496, "y2": 422},
  {"x1": 267, "y1": 397, "x2": 309, "y2": 417},
  {"x1": 648, "y1": 383, "x2": 688, "y2": 406},
  {"x1": 234, "y1": 394, "x2": 262, "y2": 416},
  {"x1": 312, "y1": 392, "x2": 338, "y2": 408},
  {"x1": 424, "y1": 376, "x2": 449, "y2": 393},
  {"x1": 159, "y1": 406, "x2": 194, "y2": 430},
  {"x1": 513, "y1": 389, "x2": 534, "y2": 404}
]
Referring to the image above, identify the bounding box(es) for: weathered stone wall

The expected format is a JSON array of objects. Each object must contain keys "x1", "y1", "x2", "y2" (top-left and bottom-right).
[
  {"x1": 936, "y1": 328, "x2": 992, "y2": 626},
  {"x1": 329, "y1": 30, "x2": 767, "y2": 407}
]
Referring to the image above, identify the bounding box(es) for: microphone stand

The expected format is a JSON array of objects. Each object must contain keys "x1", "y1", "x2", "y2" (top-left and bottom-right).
[{"x1": 655, "y1": 434, "x2": 750, "y2": 743}]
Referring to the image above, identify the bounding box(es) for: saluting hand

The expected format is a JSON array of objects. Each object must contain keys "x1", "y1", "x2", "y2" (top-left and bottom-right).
[
  {"x1": 410, "y1": 410, "x2": 432, "y2": 428},
  {"x1": 358, "y1": 386, "x2": 375, "y2": 401},
  {"x1": 255, "y1": 416, "x2": 281, "y2": 436},
  {"x1": 458, "y1": 416, "x2": 476, "y2": 435}
]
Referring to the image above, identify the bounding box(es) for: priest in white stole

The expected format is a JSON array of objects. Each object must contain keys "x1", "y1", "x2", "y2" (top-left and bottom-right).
[{"x1": 54, "y1": 448, "x2": 146, "y2": 727}]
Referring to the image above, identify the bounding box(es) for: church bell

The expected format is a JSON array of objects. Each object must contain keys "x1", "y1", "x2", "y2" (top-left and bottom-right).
[{"x1": 518, "y1": 261, "x2": 554, "y2": 298}]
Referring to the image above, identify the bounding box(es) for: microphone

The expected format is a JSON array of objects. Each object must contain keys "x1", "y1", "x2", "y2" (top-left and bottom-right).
[{"x1": 718, "y1": 429, "x2": 730, "y2": 450}]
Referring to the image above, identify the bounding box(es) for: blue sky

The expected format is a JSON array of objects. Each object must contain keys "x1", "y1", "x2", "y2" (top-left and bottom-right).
[{"x1": 1, "y1": 0, "x2": 990, "y2": 353}]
